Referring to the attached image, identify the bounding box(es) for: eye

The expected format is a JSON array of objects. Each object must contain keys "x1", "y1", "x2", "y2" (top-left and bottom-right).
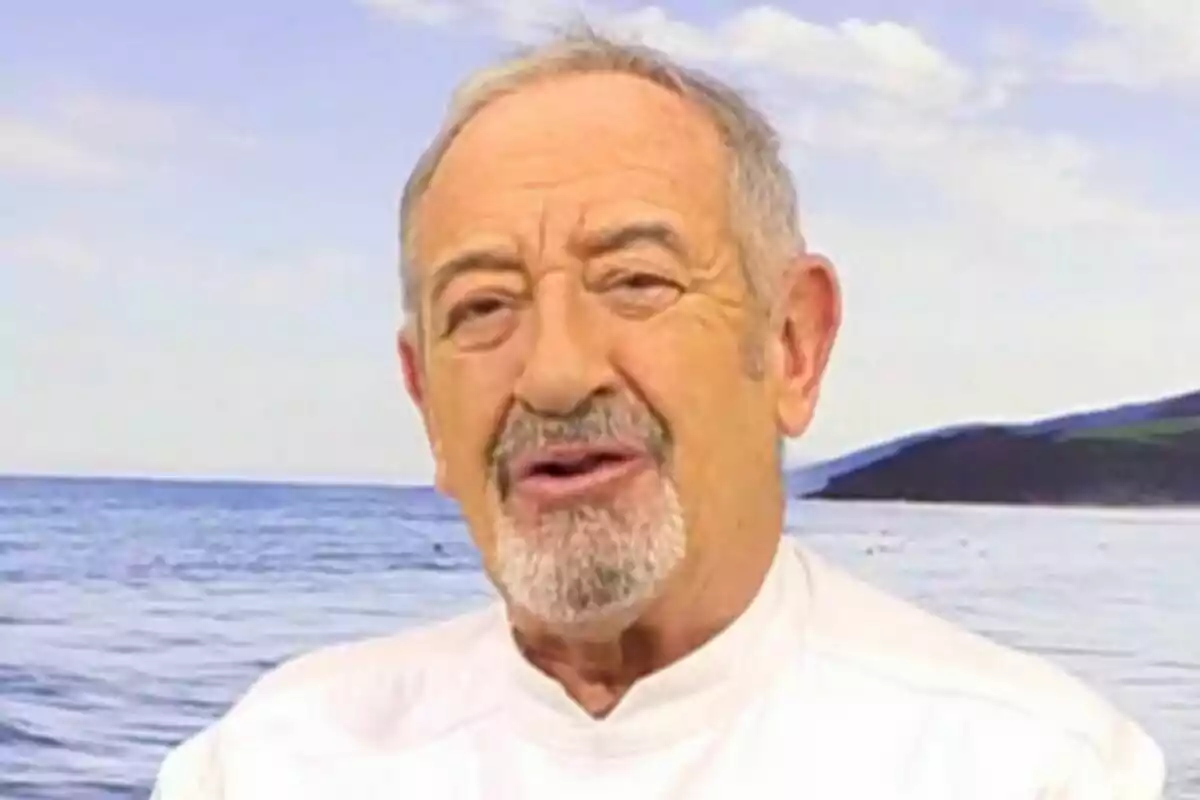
[
  {"x1": 443, "y1": 294, "x2": 515, "y2": 339},
  {"x1": 601, "y1": 271, "x2": 683, "y2": 314},
  {"x1": 615, "y1": 273, "x2": 670, "y2": 290}
]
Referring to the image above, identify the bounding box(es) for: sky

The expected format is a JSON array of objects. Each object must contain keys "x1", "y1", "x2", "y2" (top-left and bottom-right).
[{"x1": 2, "y1": 0, "x2": 1198, "y2": 484}]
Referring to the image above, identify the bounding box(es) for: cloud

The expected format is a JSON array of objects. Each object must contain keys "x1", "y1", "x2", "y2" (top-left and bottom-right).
[
  {"x1": 3, "y1": 234, "x2": 413, "y2": 481},
  {"x1": 786, "y1": 97, "x2": 1145, "y2": 232},
  {"x1": 602, "y1": 7, "x2": 1200, "y2": 246},
  {"x1": 1062, "y1": 0, "x2": 1200, "y2": 89},
  {"x1": 0, "y1": 232, "x2": 103, "y2": 274},
  {"x1": 8, "y1": 1, "x2": 1177, "y2": 481},
  {"x1": 228, "y1": 248, "x2": 371, "y2": 316},
  {"x1": 358, "y1": 0, "x2": 1198, "y2": 300},
  {"x1": 0, "y1": 119, "x2": 122, "y2": 181},
  {"x1": 357, "y1": 0, "x2": 1200, "y2": 266},
  {"x1": 607, "y1": 7, "x2": 976, "y2": 111},
  {"x1": 357, "y1": 0, "x2": 465, "y2": 26},
  {"x1": 0, "y1": 91, "x2": 256, "y2": 183},
  {"x1": 352, "y1": 0, "x2": 1200, "y2": 450},
  {"x1": 53, "y1": 92, "x2": 257, "y2": 152},
  {"x1": 550, "y1": 6, "x2": 1174, "y2": 245},
  {"x1": 361, "y1": 1, "x2": 985, "y2": 111}
]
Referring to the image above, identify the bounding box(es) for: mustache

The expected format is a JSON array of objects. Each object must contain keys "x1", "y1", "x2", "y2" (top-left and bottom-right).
[{"x1": 490, "y1": 395, "x2": 670, "y2": 493}]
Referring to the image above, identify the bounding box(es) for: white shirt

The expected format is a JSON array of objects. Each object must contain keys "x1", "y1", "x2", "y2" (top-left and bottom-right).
[{"x1": 152, "y1": 538, "x2": 1166, "y2": 799}]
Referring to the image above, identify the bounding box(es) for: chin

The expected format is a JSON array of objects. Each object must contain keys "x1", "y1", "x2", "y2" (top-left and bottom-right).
[
  {"x1": 490, "y1": 480, "x2": 688, "y2": 640},
  {"x1": 539, "y1": 599, "x2": 654, "y2": 643}
]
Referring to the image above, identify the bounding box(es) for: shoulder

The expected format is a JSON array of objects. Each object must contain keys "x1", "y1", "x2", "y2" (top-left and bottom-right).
[
  {"x1": 790, "y1": 543, "x2": 1165, "y2": 796},
  {"x1": 236, "y1": 601, "x2": 504, "y2": 709},
  {"x1": 152, "y1": 603, "x2": 506, "y2": 796}
]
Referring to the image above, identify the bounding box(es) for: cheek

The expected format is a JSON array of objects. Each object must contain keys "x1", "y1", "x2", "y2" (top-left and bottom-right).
[
  {"x1": 427, "y1": 348, "x2": 523, "y2": 493},
  {"x1": 425, "y1": 350, "x2": 524, "y2": 563},
  {"x1": 615, "y1": 304, "x2": 773, "y2": 479}
]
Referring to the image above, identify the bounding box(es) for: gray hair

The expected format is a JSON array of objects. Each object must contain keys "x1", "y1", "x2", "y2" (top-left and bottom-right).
[{"x1": 398, "y1": 22, "x2": 803, "y2": 322}]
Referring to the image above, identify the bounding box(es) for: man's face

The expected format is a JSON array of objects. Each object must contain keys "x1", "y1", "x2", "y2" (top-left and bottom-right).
[{"x1": 401, "y1": 72, "x2": 834, "y2": 635}]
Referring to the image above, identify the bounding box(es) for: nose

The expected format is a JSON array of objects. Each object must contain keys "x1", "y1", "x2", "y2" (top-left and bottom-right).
[{"x1": 513, "y1": 274, "x2": 617, "y2": 417}]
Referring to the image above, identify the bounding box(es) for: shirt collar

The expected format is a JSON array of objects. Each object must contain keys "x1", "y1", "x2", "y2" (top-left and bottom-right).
[{"x1": 495, "y1": 537, "x2": 811, "y2": 754}]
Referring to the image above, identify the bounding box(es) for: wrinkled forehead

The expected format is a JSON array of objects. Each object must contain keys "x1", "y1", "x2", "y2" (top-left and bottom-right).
[{"x1": 410, "y1": 72, "x2": 733, "y2": 273}]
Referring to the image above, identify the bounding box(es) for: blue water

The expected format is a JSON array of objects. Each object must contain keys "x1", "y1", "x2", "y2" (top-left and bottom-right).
[{"x1": 1, "y1": 476, "x2": 1197, "y2": 798}]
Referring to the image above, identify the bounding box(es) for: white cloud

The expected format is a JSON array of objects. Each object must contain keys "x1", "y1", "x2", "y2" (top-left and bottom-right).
[
  {"x1": 2, "y1": 236, "x2": 415, "y2": 481},
  {"x1": 0, "y1": 91, "x2": 255, "y2": 183},
  {"x1": 359, "y1": 0, "x2": 1097, "y2": 233},
  {"x1": 596, "y1": 6, "x2": 1200, "y2": 253},
  {"x1": 10, "y1": 2, "x2": 1192, "y2": 481},
  {"x1": 613, "y1": 7, "x2": 975, "y2": 110},
  {"x1": 0, "y1": 119, "x2": 121, "y2": 181},
  {"x1": 787, "y1": 98, "x2": 1143, "y2": 232},
  {"x1": 362, "y1": 1, "x2": 983, "y2": 111},
  {"x1": 357, "y1": 0, "x2": 465, "y2": 26},
  {"x1": 54, "y1": 92, "x2": 256, "y2": 151},
  {"x1": 360, "y1": 0, "x2": 1200, "y2": 357},
  {"x1": 1063, "y1": 0, "x2": 1200, "y2": 89},
  {"x1": 592, "y1": 6, "x2": 720, "y2": 61},
  {"x1": 57, "y1": 94, "x2": 190, "y2": 145},
  {"x1": 485, "y1": 0, "x2": 591, "y2": 43},
  {"x1": 353, "y1": 0, "x2": 1193, "y2": 242},
  {"x1": 786, "y1": 191, "x2": 1200, "y2": 464},
  {"x1": 564, "y1": 5, "x2": 1179, "y2": 245},
  {"x1": 0, "y1": 232, "x2": 103, "y2": 274}
]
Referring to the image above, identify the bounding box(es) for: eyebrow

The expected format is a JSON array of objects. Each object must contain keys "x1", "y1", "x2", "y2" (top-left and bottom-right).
[
  {"x1": 570, "y1": 219, "x2": 689, "y2": 262},
  {"x1": 427, "y1": 247, "x2": 524, "y2": 308},
  {"x1": 425, "y1": 219, "x2": 689, "y2": 305}
]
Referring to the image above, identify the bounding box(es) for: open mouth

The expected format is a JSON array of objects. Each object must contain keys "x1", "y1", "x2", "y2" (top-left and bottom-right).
[
  {"x1": 508, "y1": 445, "x2": 647, "y2": 503},
  {"x1": 524, "y1": 449, "x2": 633, "y2": 478}
]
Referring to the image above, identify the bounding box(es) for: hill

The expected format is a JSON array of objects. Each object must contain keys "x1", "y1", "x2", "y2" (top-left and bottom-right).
[{"x1": 794, "y1": 388, "x2": 1200, "y2": 506}]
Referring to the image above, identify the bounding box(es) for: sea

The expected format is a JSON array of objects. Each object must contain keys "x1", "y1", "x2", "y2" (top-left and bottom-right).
[{"x1": 0, "y1": 476, "x2": 1196, "y2": 799}]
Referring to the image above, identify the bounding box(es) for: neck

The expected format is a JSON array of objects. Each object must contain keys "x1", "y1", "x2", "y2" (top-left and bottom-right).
[{"x1": 510, "y1": 533, "x2": 780, "y2": 717}]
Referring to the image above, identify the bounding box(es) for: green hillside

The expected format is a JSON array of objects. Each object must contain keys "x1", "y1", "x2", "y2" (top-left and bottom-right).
[
  {"x1": 807, "y1": 389, "x2": 1200, "y2": 506},
  {"x1": 1059, "y1": 416, "x2": 1200, "y2": 445}
]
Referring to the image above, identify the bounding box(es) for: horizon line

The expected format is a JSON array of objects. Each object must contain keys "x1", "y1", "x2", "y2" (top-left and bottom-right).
[{"x1": 4, "y1": 384, "x2": 1193, "y2": 490}]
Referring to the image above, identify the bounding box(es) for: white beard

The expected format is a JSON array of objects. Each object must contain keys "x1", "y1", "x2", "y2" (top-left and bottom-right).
[{"x1": 493, "y1": 477, "x2": 686, "y2": 633}]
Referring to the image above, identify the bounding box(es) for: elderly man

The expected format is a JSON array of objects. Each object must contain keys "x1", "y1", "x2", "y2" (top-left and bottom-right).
[{"x1": 153, "y1": 28, "x2": 1165, "y2": 799}]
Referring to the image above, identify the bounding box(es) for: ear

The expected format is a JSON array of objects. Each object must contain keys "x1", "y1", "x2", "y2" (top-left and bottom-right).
[
  {"x1": 773, "y1": 253, "x2": 841, "y2": 437},
  {"x1": 397, "y1": 325, "x2": 449, "y2": 492}
]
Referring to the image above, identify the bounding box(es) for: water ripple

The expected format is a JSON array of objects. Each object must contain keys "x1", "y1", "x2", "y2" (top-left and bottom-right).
[{"x1": 0, "y1": 480, "x2": 1195, "y2": 799}]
